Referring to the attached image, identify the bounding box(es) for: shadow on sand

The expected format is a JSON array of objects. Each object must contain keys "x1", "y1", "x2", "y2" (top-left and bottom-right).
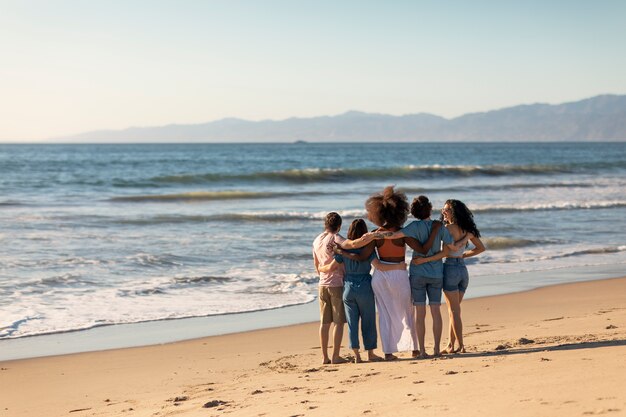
[{"x1": 431, "y1": 338, "x2": 626, "y2": 360}]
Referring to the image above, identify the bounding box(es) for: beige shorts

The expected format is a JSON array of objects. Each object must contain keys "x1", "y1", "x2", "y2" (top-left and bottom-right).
[{"x1": 319, "y1": 286, "x2": 346, "y2": 324}]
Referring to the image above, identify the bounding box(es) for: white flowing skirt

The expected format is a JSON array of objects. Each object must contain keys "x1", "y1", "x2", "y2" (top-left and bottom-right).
[{"x1": 371, "y1": 267, "x2": 417, "y2": 354}]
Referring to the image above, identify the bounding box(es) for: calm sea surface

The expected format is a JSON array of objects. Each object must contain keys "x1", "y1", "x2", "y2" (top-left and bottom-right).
[{"x1": 1, "y1": 142, "x2": 625, "y2": 339}]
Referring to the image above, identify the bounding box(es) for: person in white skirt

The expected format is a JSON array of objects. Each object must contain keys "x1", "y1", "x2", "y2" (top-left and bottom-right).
[{"x1": 341, "y1": 186, "x2": 440, "y2": 360}]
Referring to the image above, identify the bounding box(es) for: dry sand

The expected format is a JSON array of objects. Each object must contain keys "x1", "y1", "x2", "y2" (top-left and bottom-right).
[{"x1": 1, "y1": 276, "x2": 625, "y2": 417}]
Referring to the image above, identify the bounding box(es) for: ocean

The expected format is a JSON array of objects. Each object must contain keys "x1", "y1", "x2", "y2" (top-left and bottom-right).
[{"x1": 1, "y1": 142, "x2": 625, "y2": 346}]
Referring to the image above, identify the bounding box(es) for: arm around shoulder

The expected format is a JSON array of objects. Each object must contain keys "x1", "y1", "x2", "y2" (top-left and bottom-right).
[{"x1": 341, "y1": 232, "x2": 378, "y2": 249}]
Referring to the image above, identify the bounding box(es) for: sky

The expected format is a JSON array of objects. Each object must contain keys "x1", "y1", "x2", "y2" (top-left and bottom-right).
[{"x1": 1, "y1": 0, "x2": 625, "y2": 141}]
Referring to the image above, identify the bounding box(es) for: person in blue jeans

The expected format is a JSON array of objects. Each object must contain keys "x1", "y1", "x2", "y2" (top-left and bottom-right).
[
  {"x1": 414, "y1": 199, "x2": 485, "y2": 354},
  {"x1": 378, "y1": 196, "x2": 466, "y2": 358},
  {"x1": 320, "y1": 219, "x2": 406, "y2": 363}
]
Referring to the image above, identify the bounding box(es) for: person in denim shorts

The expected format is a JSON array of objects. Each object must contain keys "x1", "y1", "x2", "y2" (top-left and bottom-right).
[
  {"x1": 414, "y1": 199, "x2": 485, "y2": 354},
  {"x1": 378, "y1": 196, "x2": 466, "y2": 358}
]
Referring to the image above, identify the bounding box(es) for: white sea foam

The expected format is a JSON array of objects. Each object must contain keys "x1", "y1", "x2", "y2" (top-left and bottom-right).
[{"x1": 1, "y1": 143, "x2": 625, "y2": 341}]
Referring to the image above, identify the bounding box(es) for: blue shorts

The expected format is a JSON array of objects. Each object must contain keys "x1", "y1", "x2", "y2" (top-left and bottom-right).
[
  {"x1": 409, "y1": 275, "x2": 443, "y2": 306},
  {"x1": 443, "y1": 258, "x2": 469, "y2": 293}
]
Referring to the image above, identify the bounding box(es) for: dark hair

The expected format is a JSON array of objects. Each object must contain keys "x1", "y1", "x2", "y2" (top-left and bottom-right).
[
  {"x1": 347, "y1": 218, "x2": 368, "y2": 240},
  {"x1": 410, "y1": 195, "x2": 432, "y2": 220},
  {"x1": 365, "y1": 186, "x2": 409, "y2": 229},
  {"x1": 441, "y1": 199, "x2": 481, "y2": 238},
  {"x1": 324, "y1": 212, "x2": 342, "y2": 232}
]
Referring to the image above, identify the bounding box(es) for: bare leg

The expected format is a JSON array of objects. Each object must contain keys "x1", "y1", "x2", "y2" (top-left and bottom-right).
[
  {"x1": 414, "y1": 305, "x2": 428, "y2": 358},
  {"x1": 320, "y1": 323, "x2": 331, "y2": 364},
  {"x1": 367, "y1": 350, "x2": 383, "y2": 362},
  {"x1": 442, "y1": 292, "x2": 456, "y2": 354},
  {"x1": 444, "y1": 290, "x2": 463, "y2": 353},
  {"x1": 331, "y1": 323, "x2": 347, "y2": 364},
  {"x1": 352, "y1": 348, "x2": 363, "y2": 363},
  {"x1": 430, "y1": 304, "x2": 443, "y2": 356},
  {"x1": 455, "y1": 291, "x2": 466, "y2": 353}
]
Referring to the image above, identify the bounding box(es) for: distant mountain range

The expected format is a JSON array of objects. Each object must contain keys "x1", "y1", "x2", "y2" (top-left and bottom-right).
[{"x1": 58, "y1": 94, "x2": 626, "y2": 142}]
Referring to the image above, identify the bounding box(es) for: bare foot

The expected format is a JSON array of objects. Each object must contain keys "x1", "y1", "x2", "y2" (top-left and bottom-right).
[
  {"x1": 331, "y1": 357, "x2": 349, "y2": 364},
  {"x1": 368, "y1": 353, "x2": 384, "y2": 362},
  {"x1": 433, "y1": 350, "x2": 442, "y2": 357},
  {"x1": 441, "y1": 343, "x2": 456, "y2": 354},
  {"x1": 411, "y1": 350, "x2": 420, "y2": 358},
  {"x1": 385, "y1": 354, "x2": 398, "y2": 361},
  {"x1": 322, "y1": 358, "x2": 331, "y2": 365},
  {"x1": 453, "y1": 346, "x2": 466, "y2": 354},
  {"x1": 354, "y1": 355, "x2": 363, "y2": 364},
  {"x1": 418, "y1": 352, "x2": 430, "y2": 359}
]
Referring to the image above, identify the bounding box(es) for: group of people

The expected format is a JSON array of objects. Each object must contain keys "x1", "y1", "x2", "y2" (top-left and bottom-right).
[{"x1": 312, "y1": 186, "x2": 485, "y2": 364}]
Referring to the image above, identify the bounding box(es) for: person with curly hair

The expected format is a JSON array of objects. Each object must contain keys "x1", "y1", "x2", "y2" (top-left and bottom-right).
[
  {"x1": 413, "y1": 199, "x2": 485, "y2": 354},
  {"x1": 341, "y1": 186, "x2": 440, "y2": 360},
  {"x1": 378, "y1": 195, "x2": 467, "y2": 358}
]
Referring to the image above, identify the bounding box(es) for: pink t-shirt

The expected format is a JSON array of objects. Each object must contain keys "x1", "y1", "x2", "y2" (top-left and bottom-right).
[{"x1": 312, "y1": 231, "x2": 346, "y2": 287}]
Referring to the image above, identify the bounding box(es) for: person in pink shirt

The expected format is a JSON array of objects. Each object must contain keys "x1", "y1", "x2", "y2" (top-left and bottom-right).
[{"x1": 312, "y1": 212, "x2": 349, "y2": 364}]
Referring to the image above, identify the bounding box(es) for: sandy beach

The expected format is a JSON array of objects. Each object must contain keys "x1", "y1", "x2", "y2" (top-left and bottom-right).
[{"x1": 1, "y1": 276, "x2": 625, "y2": 417}]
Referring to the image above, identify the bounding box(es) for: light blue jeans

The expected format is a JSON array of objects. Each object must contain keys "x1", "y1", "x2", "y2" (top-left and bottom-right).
[{"x1": 343, "y1": 275, "x2": 377, "y2": 350}]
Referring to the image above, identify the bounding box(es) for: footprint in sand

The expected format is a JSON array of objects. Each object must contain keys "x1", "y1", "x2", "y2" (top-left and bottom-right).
[
  {"x1": 583, "y1": 409, "x2": 621, "y2": 415},
  {"x1": 69, "y1": 408, "x2": 92, "y2": 413},
  {"x1": 543, "y1": 317, "x2": 564, "y2": 321},
  {"x1": 202, "y1": 400, "x2": 228, "y2": 408}
]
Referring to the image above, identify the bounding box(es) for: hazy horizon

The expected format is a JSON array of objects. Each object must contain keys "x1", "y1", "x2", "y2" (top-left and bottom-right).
[{"x1": 2, "y1": 1, "x2": 626, "y2": 141}]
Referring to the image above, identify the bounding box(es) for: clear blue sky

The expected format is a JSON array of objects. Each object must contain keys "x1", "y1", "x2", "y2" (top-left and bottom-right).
[{"x1": 1, "y1": 0, "x2": 625, "y2": 140}]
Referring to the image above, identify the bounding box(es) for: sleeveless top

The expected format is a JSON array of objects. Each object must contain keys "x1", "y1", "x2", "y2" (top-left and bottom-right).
[
  {"x1": 448, "y1": 243, "x2": 465, "y2": 258},
  {"x1": 447, "y1": 231, "x2": 467, "y2": 257},
  {"x1": 377, "y1": 239, "x2": 405, "y2": 259}
]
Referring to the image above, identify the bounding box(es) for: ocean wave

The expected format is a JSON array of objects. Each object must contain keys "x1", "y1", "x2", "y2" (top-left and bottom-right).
[
  {"x1": 172, "y1": 275, "x2": 234, "y2": 285},
  {"x1": 31, "y1": 274, "x2": 98, "y2": 288},
  {"x1": 0, "y1": 272, "x2": 319, "y2": 340},
  {"x1": 116, "y1": 209, "x2": 366, "y2": 225},
  {"x1": 117, "y1": 287, "x2": 167, "y2": 297},
  {"x1": 484, "y1": 245, "x2": 626, "y2": 264},
  {"x1": 401, "y1": 181, "x2": 598, "y2": 194},
  {"x1": 128, "y1": 253, "x2": 201, "y2": 267},
  {"x1": 474, "y1": 200, "x2": 626, "y2": 214},
  {"x1": 142, "y1": 161, "x2": 625, "y2": 185},
  {"x1": 0, "y1": 316, "x2": 41, "y2": 338},
  {"x1": 0, "y1": 200, "x2": 22, "y2": 206},
  {"x1": 109, "y1": 180, "x2": 609, "y2": 204},
  {"x1": 555, "y1": 246, "x2": 626, "y2": 259},
  {"x1": 266, "y1": 252, "x2": 314, "y2": 261},
  {"x1": 114, "y1": 200, "x2": 625, "y2": 226},
  {"x1": 483, "y1": 237, "x2": 540, "y2": 250},
  {"x1": 108, "y1": 190, "x2": 324, "y2": 202}
]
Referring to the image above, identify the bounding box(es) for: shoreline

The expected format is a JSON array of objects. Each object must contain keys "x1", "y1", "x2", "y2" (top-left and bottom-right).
[
  {"x1": 1, "y1": 275, "x2": 625, "y2": 417},
  {"x1": 1, "y1": 263, "x2": 625, "y2": 361}
]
